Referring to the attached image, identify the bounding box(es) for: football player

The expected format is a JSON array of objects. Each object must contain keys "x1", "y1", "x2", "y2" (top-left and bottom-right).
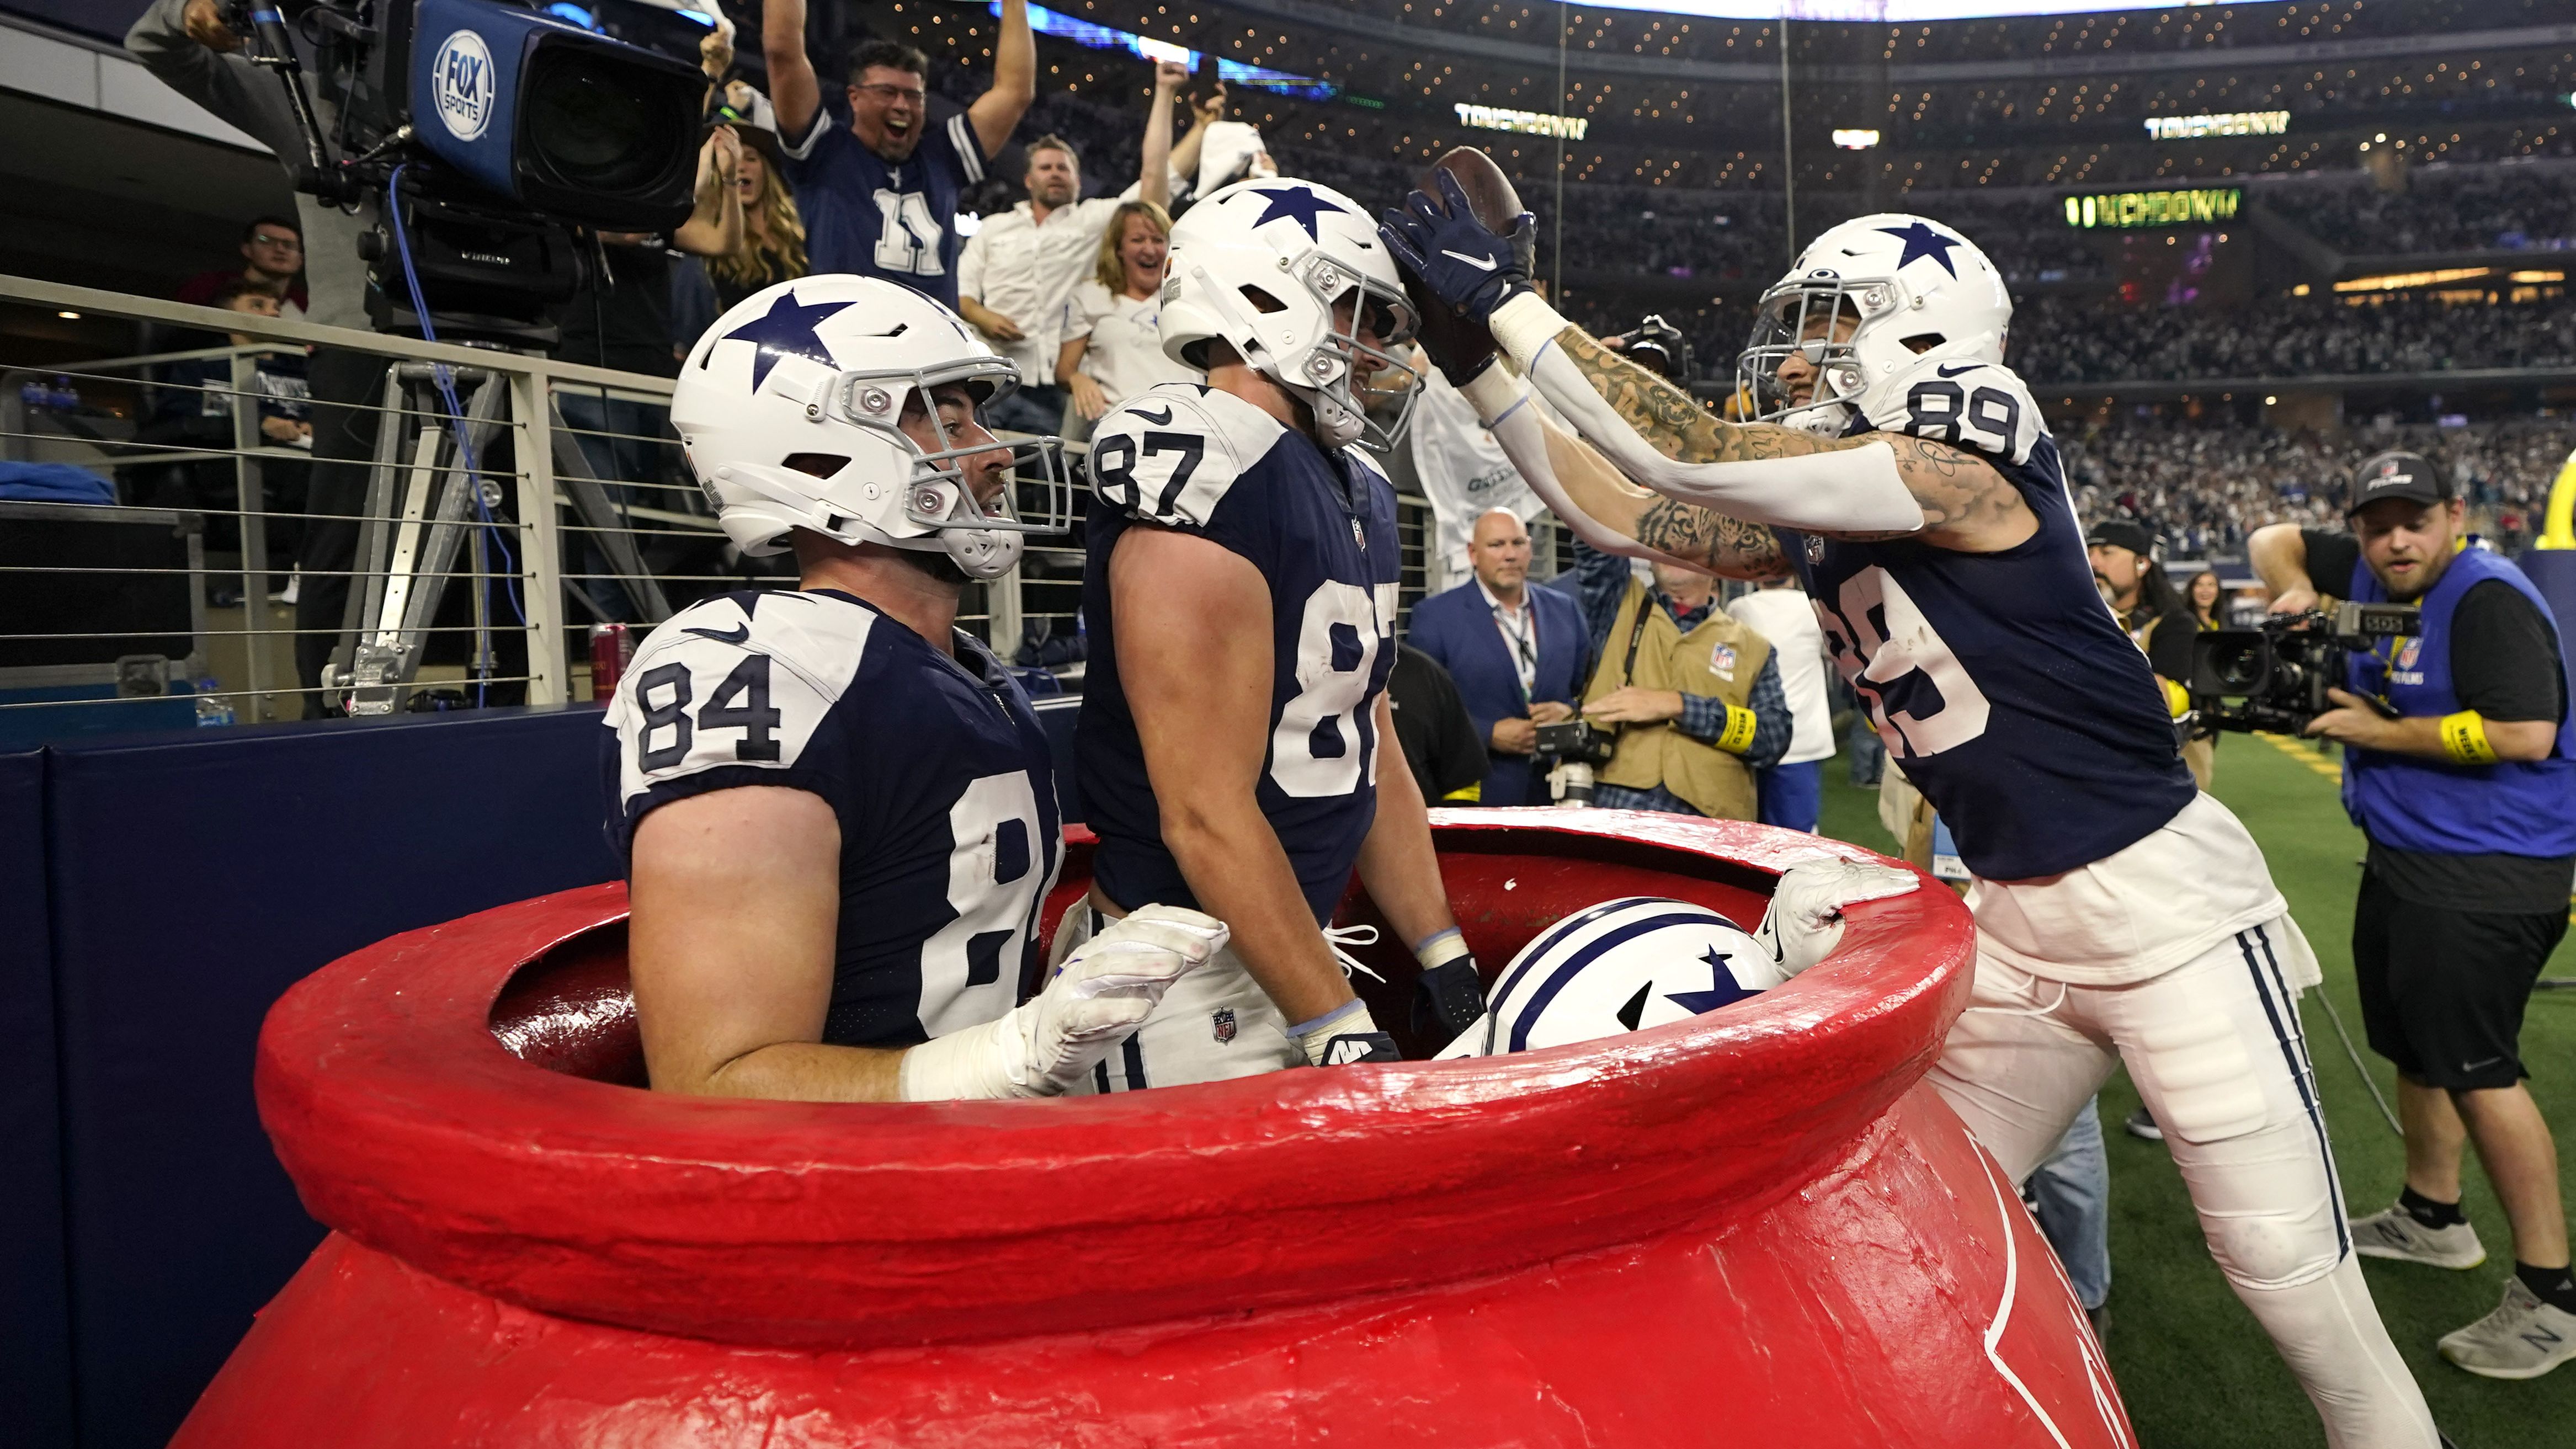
[
  {"x1": 1384, "y1": 185, "x2": 2445, "y2": 1448},
  {"x1": 608, "y1": 275, "x2": 1223, "y2": 1104},
  {"x1": 1072, "y1": 177, "x2": 1486, "y2": 1089}
]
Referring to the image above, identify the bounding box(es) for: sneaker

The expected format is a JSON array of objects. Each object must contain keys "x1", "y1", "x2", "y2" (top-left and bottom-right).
[
  {"x1": 2437, "y1": 1276, "x2": 2576, "y2": 1380},
  {"x1": 2121, "y1": 1106, "x2": 2163, "y2": 1142},
  {"x1": 2352, "y1": 1202, "x2": 2487, "y2": 1270}
]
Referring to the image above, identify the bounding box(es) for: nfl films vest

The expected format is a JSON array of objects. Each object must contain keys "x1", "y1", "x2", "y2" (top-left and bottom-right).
[
  {"x1": 2342, "y1": 546, "x2": 2576, "y2": 857},
  {"x1": 1587, "y1": 579, "x2": 1768, "y2": 822}
]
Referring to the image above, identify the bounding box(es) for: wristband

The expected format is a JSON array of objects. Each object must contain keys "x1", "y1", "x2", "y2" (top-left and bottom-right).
[
  {"x1": 1487, "y1": 291, "x2": 1574, "y2": 372},
  {"x1": 1285, "y1": 997, "x2": 1367, "y2": 1042},
  {"x1": 1716, "y1": 704, "x2": 1759, "y2": 755},
  {"x1": 2440, "y1": 710, "x2": 2499, "y2": 766},
  {"x1": 1413, "y1": 928, "x2": 1471, "y2": 970}
]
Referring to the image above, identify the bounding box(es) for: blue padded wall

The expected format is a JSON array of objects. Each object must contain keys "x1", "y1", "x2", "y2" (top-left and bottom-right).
[
  {"x1": 44, "y1": 707, "x2": 621, "y2": 1448},
  {"x1": 0, "y1": 749, "x2": 72, "y2": 1445}
]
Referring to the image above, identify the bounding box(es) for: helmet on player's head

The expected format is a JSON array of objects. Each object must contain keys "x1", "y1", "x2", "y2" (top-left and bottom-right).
[
  {"x1": 671, "y1": 275, "x2": 1073, "y2": 579},
  {"x1": 1438, "y1": 897, "x2": 1781, "y2": 1058},
  {"x1": 1736, "y1": 214, "x2": 2011, "y2": 437},
  {"x1": 1158, "y1": 177, "x2": 1422, "y2": 452}
]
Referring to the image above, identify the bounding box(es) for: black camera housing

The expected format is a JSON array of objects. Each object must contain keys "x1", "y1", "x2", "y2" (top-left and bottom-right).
[
  {"x1": 2190, "y1": 600, "x2": 2418, "y2": 734},
  {"x1": 1535, "y1": 718, "x2": 1619, "y2": 767}
]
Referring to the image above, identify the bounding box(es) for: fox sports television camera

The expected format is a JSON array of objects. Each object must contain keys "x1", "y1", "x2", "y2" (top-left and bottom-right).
[{"x1": 232, "y1": 0, "x2": 706, "y2": 340}]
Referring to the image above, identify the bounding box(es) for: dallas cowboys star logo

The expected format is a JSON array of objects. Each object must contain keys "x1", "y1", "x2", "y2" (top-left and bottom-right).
[
  {"x1": 1237, "y1": 184, "x2": 1344, "y2": 239},
  {"x1": 1664, "y1": 947, "x2": 1749, "y2": 1015},
  {"x1": 1878, "y1": 220, "x2": 1962, "y2": 278},
  {"x1": 721, "y1": 292, "x2": 858, "y2": 390}
]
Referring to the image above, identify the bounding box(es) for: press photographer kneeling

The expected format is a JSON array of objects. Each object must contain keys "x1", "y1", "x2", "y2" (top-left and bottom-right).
[
  {"x1": 1560, "y1": 544, "x2": 1792, "y2": 814},
  {"x1": 2248, "y1": 449, "x2": 2576, "y2": 1379}
]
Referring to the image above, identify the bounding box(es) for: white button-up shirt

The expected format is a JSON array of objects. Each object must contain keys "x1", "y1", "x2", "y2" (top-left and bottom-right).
[
  {"x1": 956, "y1": 195, "x2": 1122, "y2": 385},
  {"x1": 1477, "y1": 578, "x2": 1540, "y2": 699}
]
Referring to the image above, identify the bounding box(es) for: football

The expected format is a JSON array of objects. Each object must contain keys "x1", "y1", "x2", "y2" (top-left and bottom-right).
[{"x1": 1420, "y1": 145, "x2": 1524, "y2": 236}]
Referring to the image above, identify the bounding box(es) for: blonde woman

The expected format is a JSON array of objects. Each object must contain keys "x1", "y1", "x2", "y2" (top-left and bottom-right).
[
  {"x1": 673, "y1": 84, "x2": 810, "y2": 350},
  {"x1": 1055, "y1": 199, "x2": 1201, "y2": 437}
]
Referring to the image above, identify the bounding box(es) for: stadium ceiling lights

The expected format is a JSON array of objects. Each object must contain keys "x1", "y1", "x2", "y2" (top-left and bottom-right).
[
  {"x1": 1831, "y1": 129, "x2": 1879, "y2": 150},
  {"x1": 1572, "y1": 2, "x2": 2206, "y2": 18}
]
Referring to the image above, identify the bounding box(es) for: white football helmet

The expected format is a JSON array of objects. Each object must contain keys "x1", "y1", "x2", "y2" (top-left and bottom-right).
[
  {"x1": 1736, "y1": 213, "x2": 2012, "y2": 436},
  {"x1": 1437, "y1": 897, "x2": 1781, "y2": 1058},
  {"x1": 1158, "y1": 177, "x2": 1421, "y2": 452},
  {"x1": 672, "y1": 275, "x2": 1072, "y2": 579}
]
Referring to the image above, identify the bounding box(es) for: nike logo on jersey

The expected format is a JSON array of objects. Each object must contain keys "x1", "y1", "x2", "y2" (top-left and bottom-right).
[
  {"x1": 1936, "y1": 363, "x2": 1980, "y2": 377},
  {"x1": 1130, "y1": 403, "x2": 1175, "y2": 425},
  {"x1": 2461, "y1": 1055, "x2": 2506, "y2": 1073},
  {"x1": 1440, "y1": 250, "x2": 1499, "y2": 271},
  {"x1": 684, "y1": 622, "x2": 752, "y2": 646}
]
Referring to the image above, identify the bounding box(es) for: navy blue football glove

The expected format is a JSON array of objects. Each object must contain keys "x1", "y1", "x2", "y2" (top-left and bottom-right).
[
  {"x1": 1412, "y1": 957, "x2": 1488, "y2": 1044},
  {"x1": 1377, "y1": 169, "x2": 1534, "y2": 324}
]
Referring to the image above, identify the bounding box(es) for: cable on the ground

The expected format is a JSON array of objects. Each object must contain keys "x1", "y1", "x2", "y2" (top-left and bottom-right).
[{"x1": 2308, "y1": 989, "x2": 2403, "y2": 1137}]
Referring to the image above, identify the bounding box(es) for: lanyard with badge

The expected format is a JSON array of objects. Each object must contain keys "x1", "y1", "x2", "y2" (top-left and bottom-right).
[{"x1": 1496, "y1": 601, "x2": 1538, "y2": 702}]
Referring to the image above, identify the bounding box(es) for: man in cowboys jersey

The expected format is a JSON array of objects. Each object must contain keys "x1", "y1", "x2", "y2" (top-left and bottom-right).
[
  {"x1": 1071, "y1": 177, "x2": 1489, "y2": 1090},
  {"x1": 608, "y1": 275, "x2": 1220, "y2": 1104},
  {"x1": 1385, "y1": 184, "x2": 2446, "y2": 1448}
]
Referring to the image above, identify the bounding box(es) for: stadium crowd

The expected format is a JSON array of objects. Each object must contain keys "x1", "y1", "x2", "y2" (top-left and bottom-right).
[
  {"x1": 2265, "y1": 166, "x2": 2576, "y2": 255},
  {"x1": 2064, "y1": 413, "x2": 2570, "y2": 556},
  {"x1": 2013, "y1": 290, "x2": 2576, "y2": 383}
]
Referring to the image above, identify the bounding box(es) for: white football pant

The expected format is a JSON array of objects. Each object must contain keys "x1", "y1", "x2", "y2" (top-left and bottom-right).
[
  {"x1": 1052, "y1": 905, "x2": 1301, "y2": 1094},
  {"x1": 1930, "y1": 917, "x2": 2437, "y2": 1449}
]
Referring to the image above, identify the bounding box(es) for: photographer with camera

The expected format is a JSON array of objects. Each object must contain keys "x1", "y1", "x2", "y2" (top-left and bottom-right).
[
  {"x1": 1568, "y1": 540, "x2": 1791, "y2": 818},
  {"x1": 1407, "y1": 508, "x2": 1590, "y2": 807},
  {"x1": 2249, "y1": 449, "x2": 2576, "y2": 1379}
]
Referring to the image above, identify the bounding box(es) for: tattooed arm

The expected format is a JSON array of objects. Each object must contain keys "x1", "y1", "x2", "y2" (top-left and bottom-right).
[
  {"x1": 1460, "y1": 366, "x2": 1790, "y2": 579},
  {"x1": 1487, "y1": 295, "x2": 2039, "y2": 553}
]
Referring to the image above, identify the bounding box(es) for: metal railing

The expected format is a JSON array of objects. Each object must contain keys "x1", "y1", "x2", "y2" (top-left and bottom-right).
[{"x1": 0, "y1": 274, "x2": 1435, "y2": 741}]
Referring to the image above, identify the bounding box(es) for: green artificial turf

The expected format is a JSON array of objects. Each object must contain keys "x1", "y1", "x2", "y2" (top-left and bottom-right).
[{"x1": 1809, "y1": 739, "x2": 2576, "y2": 1449}]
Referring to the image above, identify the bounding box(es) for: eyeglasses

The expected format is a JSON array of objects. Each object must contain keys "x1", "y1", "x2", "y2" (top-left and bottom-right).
[
  {"x1": 249, "y1": 233, "x2": 302, "y2": 250},
  {"x1": 852, "y1": 83, "x2": 927, "y2": 103}
]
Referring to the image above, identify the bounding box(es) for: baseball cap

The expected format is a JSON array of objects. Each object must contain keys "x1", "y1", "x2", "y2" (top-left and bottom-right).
[
  {"x1": 2084, "y1": 519, "x2": 2156, "y2": 557},
  {"x1": 2345, "y1": 449, "x2": 2449, "y2": 514}
]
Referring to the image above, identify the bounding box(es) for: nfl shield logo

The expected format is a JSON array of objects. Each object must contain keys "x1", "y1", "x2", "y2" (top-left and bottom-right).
[
  {"x1": 1211, "y1": 1008, "x2": 1238, "y2": 1044},
  {"x1": 1709, "y1": 642, "x2": 1739, "y2": 679},
  {"x1": 2396, "y1": 637, "x2": 2422, "y2": 669}
]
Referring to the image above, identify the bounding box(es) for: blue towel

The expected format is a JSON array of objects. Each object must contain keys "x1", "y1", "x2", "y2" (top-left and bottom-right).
[{"x1": 0, "y1": 461, "x2": 115, "y2": 504}]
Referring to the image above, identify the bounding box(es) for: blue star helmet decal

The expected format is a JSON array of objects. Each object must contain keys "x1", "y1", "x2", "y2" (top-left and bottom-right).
[
  {"x1": 722, "y1": 292, "x2": 859, "y2": 390},
  {"x1": 1664, "y1": 947, "x2": 1754, "y2": 1016},
  {"x1": 1238, "y1": 184, "x2": 1345, "y2": 240},
  {"x1": 1877, "y1": 220, "x2": 1963, "y2": 279}
]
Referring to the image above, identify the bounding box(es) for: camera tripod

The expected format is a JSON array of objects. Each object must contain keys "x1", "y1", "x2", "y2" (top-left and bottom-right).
[{"x1": 327, "y1": 358, "x2": 672, "y2": 715}]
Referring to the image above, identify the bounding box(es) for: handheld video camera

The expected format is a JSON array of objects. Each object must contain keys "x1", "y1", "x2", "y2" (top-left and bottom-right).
[
  {"x1": 1535, "y1": 718, "x2": 1617, "y2": 806},
  {"x1": 1608, "y1": 315, "x2": 1694, "y2": 382},
  {"x1": 2189, "y1": 601, "x2": 2418, "y2": 735}
]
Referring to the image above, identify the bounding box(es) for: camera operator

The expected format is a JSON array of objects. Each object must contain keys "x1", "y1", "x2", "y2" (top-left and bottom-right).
[
  {"x1": 2088, "y1": 518, "x2": 2215, "y2": 790},
  {"x1": 2249, "y1": 449, "x2": 2576, "y2": 1379},
  {"x1": 1568, "y1": 539, "x2": 1791, "y2": 818},
  {"x1": 130, "y1": 0, "x2": 388, "y2": 713}
]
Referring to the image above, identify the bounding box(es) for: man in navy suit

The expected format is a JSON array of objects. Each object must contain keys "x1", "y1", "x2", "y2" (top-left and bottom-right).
[{"x1": 1407, "y1": 508, "x2": 1590, "y2": 805}]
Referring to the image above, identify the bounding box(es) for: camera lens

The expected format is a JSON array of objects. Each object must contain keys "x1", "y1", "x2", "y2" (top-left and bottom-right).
[
  {"x1": 2205, "y1": 637, "x2": 2266, "y2": 692},
  {"x1": 524, "y1": 52, "x2": 688, "y2": 195}
]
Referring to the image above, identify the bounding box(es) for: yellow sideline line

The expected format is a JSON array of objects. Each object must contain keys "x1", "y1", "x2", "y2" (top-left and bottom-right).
[{"x1": 2253, "y1": 730, "x2": 2344, "y2": 781}]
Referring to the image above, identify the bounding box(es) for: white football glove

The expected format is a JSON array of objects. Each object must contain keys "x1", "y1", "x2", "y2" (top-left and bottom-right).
[
  {"x1": 897, "y1": 905, "x2": 1228, "y2": 1101},
  {"x1": 1753, "y1": 857, "x2": 1921, "y2": 980}
]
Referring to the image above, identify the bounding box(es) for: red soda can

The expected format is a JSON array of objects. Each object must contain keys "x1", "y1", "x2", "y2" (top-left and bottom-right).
[{"x1": 589, "y1": 623, "x2": 634, "y2": 702}]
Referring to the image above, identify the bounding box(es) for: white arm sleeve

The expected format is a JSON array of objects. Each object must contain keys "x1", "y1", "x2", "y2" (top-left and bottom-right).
[
  {"x1": 1459, "y1": 364, "x2": 1662, "y2": 564},
  {"x1": 1485, "y1": 294, "x2": 1925, "y2": 536}
]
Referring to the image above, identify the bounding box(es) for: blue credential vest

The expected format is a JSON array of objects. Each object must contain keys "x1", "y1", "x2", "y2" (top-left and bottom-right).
[
  {"x1": 1779, "y1": 354, "x2": 2197, "y2": 881},
  {"x1": 2341, "y1": 547, "x2": 2576, "y2": 857}
]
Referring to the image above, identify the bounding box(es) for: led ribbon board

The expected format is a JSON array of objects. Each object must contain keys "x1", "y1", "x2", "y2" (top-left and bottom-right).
[
  {"x1": 2063, "y1": 188, "x2": 2243, "y2": 229},
  {"x1": 1452, "y1": 104, "x2": 1589, "y2": 141},
  {"x1": 2142, "y1": 111, "x2": 2290, "y2": 141}
]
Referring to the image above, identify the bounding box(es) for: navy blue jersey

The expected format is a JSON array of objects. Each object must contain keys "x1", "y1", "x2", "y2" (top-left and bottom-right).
[
  {"x1": 604, "y1": 588, "x2": 1061, "y2": 1049},
  {"x1": 1077, "y1": 383, "x2": 1404, "y2": 923},
  {"x1": 1777, "y1": 354, "x2": 2195, "y2": 881},
  {"x1": 781, "y1": 106, "x2": 988, "y2": 307}
]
